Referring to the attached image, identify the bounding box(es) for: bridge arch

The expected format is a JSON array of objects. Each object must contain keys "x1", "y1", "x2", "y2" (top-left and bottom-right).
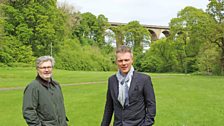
[{"x1": 148, "y1": 29, "x2": 157, "y2": 41}]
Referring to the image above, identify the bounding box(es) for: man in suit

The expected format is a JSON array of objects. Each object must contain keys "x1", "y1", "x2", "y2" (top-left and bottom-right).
[{"x1": 101, "y1": 45, "x2": 156, "y2": 126}]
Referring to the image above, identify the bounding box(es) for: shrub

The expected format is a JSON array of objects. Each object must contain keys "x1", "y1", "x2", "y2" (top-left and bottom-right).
[{"x1": 55, "y1": 38, "x2": 115, "y2": 71}]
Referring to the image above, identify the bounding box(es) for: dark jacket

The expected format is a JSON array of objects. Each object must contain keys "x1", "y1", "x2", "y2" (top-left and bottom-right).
[
  {"x1": 101, "y1": 71, "x2": 156, "y2": 126},
  {"x1": 22, "y1": 75, "x2": 67, "y2": 126}
]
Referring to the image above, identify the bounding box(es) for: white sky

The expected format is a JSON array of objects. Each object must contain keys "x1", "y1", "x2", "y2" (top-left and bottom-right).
[{"x1": 57, "y1": 0, "x2": 209, "y2": 26}]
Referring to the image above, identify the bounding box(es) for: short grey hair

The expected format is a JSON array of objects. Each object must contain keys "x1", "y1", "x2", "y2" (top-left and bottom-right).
[{"x1": 36, "y1": 56, "x2": 55, "y2": 69}]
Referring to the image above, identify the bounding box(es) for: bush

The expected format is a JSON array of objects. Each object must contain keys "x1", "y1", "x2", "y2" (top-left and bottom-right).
[
  {"x1": 0, "y1": 63, "x2": 7, "y2": 67},
  {"x1": 55, "y1": 38, "x2": 115, "y2": 71},
  {"x1": 0, "y1": 36, "x2": 35, "y2": 64}
]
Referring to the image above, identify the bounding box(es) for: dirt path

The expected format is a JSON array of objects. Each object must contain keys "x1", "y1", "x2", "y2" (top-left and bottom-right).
[{"x1": 0, "y1": 81, "x2": 107, "y2": 91}]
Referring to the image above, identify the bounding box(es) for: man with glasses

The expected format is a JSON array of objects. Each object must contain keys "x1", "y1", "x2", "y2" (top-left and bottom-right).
[{"x1": 22, "y1": 56, "x2": 68, "y2": 126}]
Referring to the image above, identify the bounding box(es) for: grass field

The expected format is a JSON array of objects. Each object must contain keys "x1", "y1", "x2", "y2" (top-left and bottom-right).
[{"x1": 0, "y1": 67, "x2": 224, "y2": 126}]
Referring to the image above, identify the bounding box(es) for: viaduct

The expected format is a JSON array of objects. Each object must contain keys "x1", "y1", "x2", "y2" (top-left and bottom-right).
[{"x1": 109, "y1": 22, "x2": 170, "y2": 41}]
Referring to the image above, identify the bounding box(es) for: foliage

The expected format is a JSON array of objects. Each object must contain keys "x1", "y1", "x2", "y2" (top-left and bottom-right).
[
  {"x1": 2, "y1": 0, "x2": 65, "y2": 57},
  {"x1": 0, "y1": 4, "x2": 4, "y2": 39},
  {"x1": 123, "y1": 21, "x2": 150, "y2": 53},
  {"x1": 0, "y1": 36, "x2": 34, "y2": 65},
  {"x1": 57, "y1": 1, "x2": 81, "y2": 38},
  {"x1": 169, "y1": 6, "x2": 213, "y2": 73},
  {"x1": 109, "y1": 25, "x2": 125, "y2": 47},
  {"x1": 96, "y1": 14, "x2": 110, "y2": 47},
  {"x1": 55, "y1": 38, "x2": 115, "y2": 71},
  {"x1": 139, "y1": 38, "x2": 177, "y2": 72},
  {"x1": 1, "y1": 0, "x2": 224, "y2": 75},
  {"x1": 73, "y1": 12, "x2": 110, "y2": 47},
  {"x1": 108, "y1": 21, "x2": 151, "y2": 56},
  {"x1": 197, "y1": 42, "x2": 221, "y2": 75},
  {"x1": 206, "y1": 0, "x2": 224, "y2": 74}
]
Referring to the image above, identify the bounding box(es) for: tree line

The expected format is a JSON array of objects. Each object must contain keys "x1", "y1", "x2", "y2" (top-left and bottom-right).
[{"x1": 0, "y1": 0, "x2": 224, "y2": 75}]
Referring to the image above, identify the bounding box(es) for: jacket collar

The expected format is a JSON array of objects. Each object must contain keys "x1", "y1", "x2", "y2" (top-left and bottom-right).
[{"x1": 36, "y1": 74, "x2": 57, "y2": 88}]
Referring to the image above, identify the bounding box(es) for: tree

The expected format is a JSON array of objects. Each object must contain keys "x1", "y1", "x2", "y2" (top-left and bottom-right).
[
  {"x1": 206, "y1": 0, "x2": 224, "y2": 74},
  {"x1": 3, "y1": 0, "x2": 65, "y2": 56},
  {"x1": 73, "y1": 12, "x2": 110, "y2": 47},
  {"x1": 95, "y1": 14, "x2": 110, "y2": 47},
  {"x1": 109, "y1": 25, "x2": 125, "y2": 47},
  {"x1": 73, "y1": 12, "x2": 97, "y2": 45},
  {"x1": 169, "y1": 6, "x2": 213, "y2": 73},
  {"x1": 123, "y1": 21, "x2": 151, "y2": 54},
  {"x1": 57, "y1": 1, "x2": 81, "y2": 38}
]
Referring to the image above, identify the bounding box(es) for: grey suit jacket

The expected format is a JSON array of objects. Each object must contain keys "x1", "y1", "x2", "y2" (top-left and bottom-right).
[{"x1": 101, "y1": 71, "x2": 156, "y2": 126}]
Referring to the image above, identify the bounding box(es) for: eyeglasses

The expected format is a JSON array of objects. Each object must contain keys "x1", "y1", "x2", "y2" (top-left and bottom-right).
[{"x1": 38, "y1": 66, "x2": 53, "y2": 70}]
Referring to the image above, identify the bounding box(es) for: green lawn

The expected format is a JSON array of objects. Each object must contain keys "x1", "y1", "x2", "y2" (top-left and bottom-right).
[
  {"x1": 0, "y1": 67, "x2": 114, "y2": 88},
  {"x1": 0, "y1": 67, "x2": 224, "y2": 126}
]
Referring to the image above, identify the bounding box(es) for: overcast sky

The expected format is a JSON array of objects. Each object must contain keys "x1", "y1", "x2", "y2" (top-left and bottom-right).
[{"x1": 57, "y1": 0, "x2": 209, "y2": 26}]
